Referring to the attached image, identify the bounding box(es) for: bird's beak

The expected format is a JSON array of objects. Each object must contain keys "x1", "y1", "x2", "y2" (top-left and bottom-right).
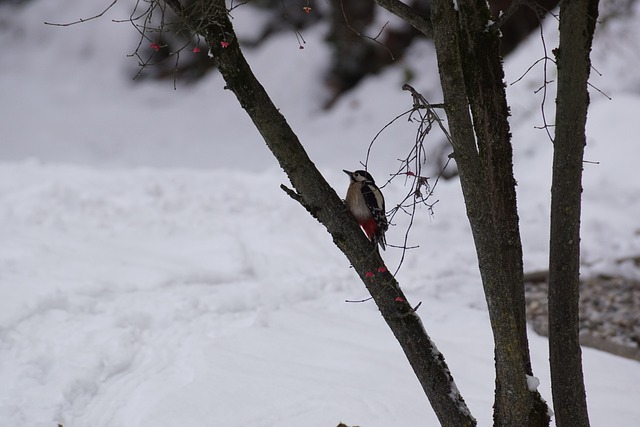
[{"x1": 343, "y1": 170, "x2": 352, "y2": 176}]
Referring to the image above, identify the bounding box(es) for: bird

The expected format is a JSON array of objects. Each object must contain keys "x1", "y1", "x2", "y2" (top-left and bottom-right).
[{"x1": 343, "y1": 169, "x2": 388, "y2": 250}]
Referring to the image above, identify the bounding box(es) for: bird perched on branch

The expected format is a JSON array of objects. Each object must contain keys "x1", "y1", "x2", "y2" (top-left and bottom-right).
[{"x1": 343, "y1": 169, "x2": 388, "y2": 250}]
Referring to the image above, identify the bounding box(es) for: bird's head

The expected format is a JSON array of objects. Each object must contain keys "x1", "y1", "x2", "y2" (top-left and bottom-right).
[{"x1": 343, "y1": 169, "x2": 375, "y2": 184}]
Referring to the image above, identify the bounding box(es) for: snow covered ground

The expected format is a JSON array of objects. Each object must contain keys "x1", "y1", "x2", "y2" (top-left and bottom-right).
[{"x1": 1, "y1": 0, "x2": 639, "y2": 426}]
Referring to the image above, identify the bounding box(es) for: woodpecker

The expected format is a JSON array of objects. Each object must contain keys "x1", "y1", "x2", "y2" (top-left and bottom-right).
[{"x1": 343, "y1": 169, "x2": 388, "y2": 250}]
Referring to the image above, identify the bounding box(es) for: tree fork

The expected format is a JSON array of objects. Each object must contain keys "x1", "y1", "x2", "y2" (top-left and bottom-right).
[
  {"x1": 378, "y1": 0, "x2": 550, "y2": 423},
  {"x1": 455, "y1": 0, "x2": 550, "y2": 424}
]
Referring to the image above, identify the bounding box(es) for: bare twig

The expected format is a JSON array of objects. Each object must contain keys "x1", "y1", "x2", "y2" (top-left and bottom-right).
[
  {"x1": 538, "y1": 25, "x2": 554, "y2": 143},
  {"x1": 340, "y1": 0, "x2": 395, "y2": 61},
  {"x1": 364, "y1": 84, "x2": 452, "y2": 275},
  {"x1": 279, "y1": 0, "x2": 306, "y2": 49},
  {"x1": 44, "y1": 0, "x2": 118, "y2": 26}
]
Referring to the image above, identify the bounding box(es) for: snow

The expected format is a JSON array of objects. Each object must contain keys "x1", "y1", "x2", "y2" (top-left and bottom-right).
[
  {"x1": 1, "y1": 1, "x2": 640, "y2": 426},
  {"x1": 526, "y1": 374, "x2": 541, "y2": 392}
]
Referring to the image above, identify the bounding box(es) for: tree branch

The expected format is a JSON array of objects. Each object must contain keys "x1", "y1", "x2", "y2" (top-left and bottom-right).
[
  {"x1": 491, "y1": 0, "x2": 527, "y2": 30},
  {"x1": 161, "y1": 1, "x2": 475, "y2": 425},
  {"x1": 374, "y1": 0, "x2": 433, "y2": 38}
]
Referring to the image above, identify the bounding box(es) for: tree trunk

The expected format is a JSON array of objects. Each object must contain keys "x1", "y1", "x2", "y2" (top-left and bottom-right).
[
  {"x1": 548, "y1": 0, "x2": 599, "y2": 424},
  {"x1": 162, "y1": 0, "x2": 476, "y2": 425},
  {"x1": 377, "y1": 0, "x2": 549, "y2": 424},
  {"x1": 455, "y1": 1, "x2": 549, "y2": 424}
]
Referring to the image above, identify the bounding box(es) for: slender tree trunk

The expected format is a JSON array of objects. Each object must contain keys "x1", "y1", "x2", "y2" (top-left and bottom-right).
[
  {"x1": 162, "y1": 1, "x2": 476, "y2": 425},
  {"x1": 548, "y1": 0, "x2": 599, "y2": 424}
]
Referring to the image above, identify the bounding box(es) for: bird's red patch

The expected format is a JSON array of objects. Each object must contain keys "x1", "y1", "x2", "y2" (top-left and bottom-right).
[{"x1": 359, "y1": 219, "x2": 377, "y2": 241}]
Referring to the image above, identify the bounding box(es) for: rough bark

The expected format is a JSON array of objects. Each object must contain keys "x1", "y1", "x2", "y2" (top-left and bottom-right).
[
  {"x1": 377, "y1": 0, "x2": 549, "y2": 424},
  {"x1": 455, "y1": 0, "x2": 549, "y2": 424},
  {"x1": 548, "y1": 0, "x2": 599, "y2": 424},
  {"x1": 162, "y1": 0, "x2": 476, "y2": 425}
]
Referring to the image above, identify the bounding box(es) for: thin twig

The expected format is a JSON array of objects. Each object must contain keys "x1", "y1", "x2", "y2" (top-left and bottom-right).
[
  {"x1": 340, "y1": 0, "x2": 395, "y2": 61},
  {"x1": 44, "y1": 0, "x2": 118, "y2": 26},
  {"x1": 364, "y1": 84, "x2": 452, "y2": 275}
]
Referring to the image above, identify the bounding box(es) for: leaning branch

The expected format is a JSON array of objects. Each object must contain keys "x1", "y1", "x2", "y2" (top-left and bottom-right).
[{"x1": 162, "y1": 1, "x2": 475, "y2": 425}]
